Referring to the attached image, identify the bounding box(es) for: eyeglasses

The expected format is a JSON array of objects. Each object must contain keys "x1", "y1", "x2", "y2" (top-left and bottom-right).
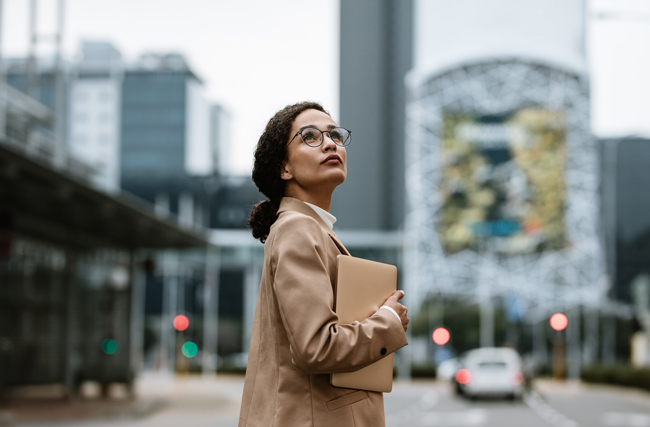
[{"x1": 290, "y1": 127, "x2": 351, "y2": 147}]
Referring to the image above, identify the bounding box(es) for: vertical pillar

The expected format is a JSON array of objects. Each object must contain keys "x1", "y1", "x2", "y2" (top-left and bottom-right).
[
  {"x1": 202, "y1": 247, "x2": 220, "y2": 377},
  {"x1": 602, "y1": 314, "x2": 616, "y2": 364},
  {"x1": 566, "y1": 306, "x2": 581, "y2": 380},
  {"x1": 242, "y1": 258, "x2": 260, "y2": 354},
  {"x1": 53, "y1": 0, "x2": 66, "y2": 160},
  {"x1": 159, "y1": 250, "x2": 179, "y2": 374},
  {"x1": 533, "y1": 314, "x2": 547, "y2": 370},
  {"x1": 583, "y1": 307, "x2": 599, "y2": 366},
  {"x1": 0, "y1": 0, "x2": 6, "y2": 140},
  {"x1": 129, "y1": 250, "x2": 146, "y2": 375},
  {"x1": 27, "y1": 0, "x2": 38, "y2": 98},
  {"x1": 480, "y1": 287, "x2": 494, "y2": 348},
  {"x1": 62, "y1": 251, "x2": 78, "y2": 397}
]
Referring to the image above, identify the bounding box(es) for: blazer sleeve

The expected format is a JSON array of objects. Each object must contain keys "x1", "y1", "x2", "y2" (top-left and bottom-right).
[{"x1": 270, "y1": 214, "x2": 408, "y2": 375}]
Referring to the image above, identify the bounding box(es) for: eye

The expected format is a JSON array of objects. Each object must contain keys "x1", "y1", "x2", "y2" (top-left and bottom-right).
[
  {"x1": 329, "y1": 129, "x2": 342, "y2": 141},
  {"x1": 302, "y1": 129, "x2": 319, "y2": 141},
  {"x1": 302, "y1": 128, "x2": 321, "y2": 146}
]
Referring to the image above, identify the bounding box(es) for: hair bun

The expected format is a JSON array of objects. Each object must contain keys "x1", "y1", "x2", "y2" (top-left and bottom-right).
[{"x1": 247, "y1": 199, "x2": 281, "y2": 243}]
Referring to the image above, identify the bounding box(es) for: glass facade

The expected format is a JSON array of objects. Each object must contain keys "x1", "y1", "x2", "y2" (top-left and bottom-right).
[
  {"x1": 0, "y1": 237, "x2": 133, "y2": 388},
  {"x1": 121, "y1": 71, "x2": 188, "y2": 178},
  {"x1": 602, "y1": 137, "x2": 650, "y2": 303}
]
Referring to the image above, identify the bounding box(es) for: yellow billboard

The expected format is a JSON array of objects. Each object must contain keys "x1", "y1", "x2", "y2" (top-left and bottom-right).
[{"x1": 440, "y1": 107, "x2": 567, "y2": 255}]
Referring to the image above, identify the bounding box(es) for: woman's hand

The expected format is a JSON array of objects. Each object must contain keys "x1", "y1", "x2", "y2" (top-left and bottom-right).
[{"x1": 383, "y1": 290, "x2": 409, "y2": 332}]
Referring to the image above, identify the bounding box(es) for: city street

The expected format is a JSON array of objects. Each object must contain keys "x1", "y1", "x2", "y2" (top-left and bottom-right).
[{"x1": 3, "y1": 374, "x2": 650, "y2": 427}]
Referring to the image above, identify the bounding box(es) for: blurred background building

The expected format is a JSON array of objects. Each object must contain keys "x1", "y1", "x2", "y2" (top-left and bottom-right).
[{"x1": 1, "y1": 0, "x2": 649, "y2": 399}]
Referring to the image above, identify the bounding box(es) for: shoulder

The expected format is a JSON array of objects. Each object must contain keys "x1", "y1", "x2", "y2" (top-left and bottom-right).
[
  {"x1": 268, "y1": 211, "x2": 327, "y2": 254},
  {"x1": 271, "y1": 210, "x2": 324, "y2": 240}
]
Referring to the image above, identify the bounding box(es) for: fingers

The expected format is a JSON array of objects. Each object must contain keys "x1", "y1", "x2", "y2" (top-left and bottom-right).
[{"x1": 395, "y1": 290, "x2": 405, "y2": 301}]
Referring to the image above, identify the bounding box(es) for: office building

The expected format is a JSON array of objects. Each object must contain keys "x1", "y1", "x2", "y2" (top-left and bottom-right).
[
  {"x1": 68, "y1": 42, "x2": 124, "y2": 192},
  {"x1": 334, "y1": 0, "x2": 414, "y2": 231},
  {"x1": 601, "y1": 137, "x2": 650, "y2": 304},
  {"x1": 120, "y1": 53, "x2": 214, "y2": 229}
]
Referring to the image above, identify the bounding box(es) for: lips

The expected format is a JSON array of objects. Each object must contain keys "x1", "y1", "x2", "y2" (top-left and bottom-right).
[{"x1": 322, "y1": 154, "x2": 342, "y2": 164}]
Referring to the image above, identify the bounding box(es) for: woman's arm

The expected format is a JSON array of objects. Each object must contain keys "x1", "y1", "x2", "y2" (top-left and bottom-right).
[{"x1": 270, "y1": 214, "x2": 408, "y2": 375}]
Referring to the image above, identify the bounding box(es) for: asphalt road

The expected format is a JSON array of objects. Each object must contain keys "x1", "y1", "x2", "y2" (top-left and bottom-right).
[{"x1": 6, "y1": 375, "x2": 650, "y2": 427}]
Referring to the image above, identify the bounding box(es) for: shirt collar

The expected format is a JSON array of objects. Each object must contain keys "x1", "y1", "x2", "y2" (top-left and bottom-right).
[{"x1": 303, "y1": 202, "x2": 337, "y2": 230}]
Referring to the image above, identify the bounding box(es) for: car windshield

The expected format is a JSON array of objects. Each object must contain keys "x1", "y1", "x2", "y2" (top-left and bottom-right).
[{"x1": 477, "y1": 361, "x2": 507, "y2": 369}]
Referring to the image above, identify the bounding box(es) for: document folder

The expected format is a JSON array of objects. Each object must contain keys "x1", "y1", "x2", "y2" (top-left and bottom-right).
[{"x1": 330, "y1": 255, "x2": 397, "y2": 393}]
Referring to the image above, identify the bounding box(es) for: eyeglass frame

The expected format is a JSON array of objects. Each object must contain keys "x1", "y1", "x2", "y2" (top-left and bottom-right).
[{"x1": 288, "y1": 126, "x2": 352, "y2": 148}]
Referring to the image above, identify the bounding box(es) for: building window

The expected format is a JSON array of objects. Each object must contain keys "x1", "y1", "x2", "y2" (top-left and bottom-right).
[
  {"x1": 99, "y1": 112, "x2": 112, "y2": 123},
  {"x1": 75, "y1": 90, "x2": 88, "y2": 102}
]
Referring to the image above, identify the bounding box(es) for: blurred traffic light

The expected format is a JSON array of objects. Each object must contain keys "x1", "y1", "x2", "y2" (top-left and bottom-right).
[
  {"x1": 101, "y1": 339, "x2": 120, "y2": 355},
  {"x1": 432, "y1": 327, "x2": 450, "y2": 345},
  {"x1": 550, "y1": 313, "x2": 568, "y2": 331},
  {"x1": 173, "y1": 314, "x2": 190, "y2": 331},
  {"x1": 182, "y1": 341, "x2": 198, "y2": 358}
]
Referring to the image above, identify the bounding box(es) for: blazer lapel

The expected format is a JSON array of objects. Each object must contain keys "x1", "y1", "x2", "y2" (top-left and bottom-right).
[
  {"x1": 277, "y1": 197, "x2": 351, "y2": 256},
  {"x1": 327, "y1": 232, "x2": 350, "y2": 256}
]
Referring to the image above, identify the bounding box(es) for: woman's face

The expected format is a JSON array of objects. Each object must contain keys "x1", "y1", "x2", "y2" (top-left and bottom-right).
[{"x1": 281, "y1": 109, "x2": 347, "y2": 192}]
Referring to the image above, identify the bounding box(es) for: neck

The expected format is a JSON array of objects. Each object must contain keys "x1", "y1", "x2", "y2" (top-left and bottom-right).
[{"x1": 285, "y1": 183, "x2": 334, "y2": 212}]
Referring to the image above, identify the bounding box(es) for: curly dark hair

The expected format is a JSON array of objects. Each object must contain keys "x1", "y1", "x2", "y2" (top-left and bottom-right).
[{"x1": 248, "y1": 101, "x2": 330, "y2": 242}]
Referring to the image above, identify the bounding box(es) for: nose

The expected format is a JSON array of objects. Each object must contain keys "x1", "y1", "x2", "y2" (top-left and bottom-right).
[{"x1": 322, "y1": 132, "x2": 337, "y2": 151}]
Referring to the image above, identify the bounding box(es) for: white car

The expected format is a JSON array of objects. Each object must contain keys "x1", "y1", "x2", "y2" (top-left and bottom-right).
[
  {"x1": 437, "y1": 358, "x2": 459, "y2": 380},
  {"x1": 454, "y1": 347, "x2": 524, "y2": 400}
]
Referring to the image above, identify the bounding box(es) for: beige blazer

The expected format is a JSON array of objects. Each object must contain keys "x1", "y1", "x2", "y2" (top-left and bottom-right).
[{"x1": 238, "y1": 197, "x2": 408, "y2": 427}]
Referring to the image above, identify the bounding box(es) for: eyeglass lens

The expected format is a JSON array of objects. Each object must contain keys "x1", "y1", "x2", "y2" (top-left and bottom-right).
[{"x1": 301, "y1": 127, "x2": 350, "y2": 146}]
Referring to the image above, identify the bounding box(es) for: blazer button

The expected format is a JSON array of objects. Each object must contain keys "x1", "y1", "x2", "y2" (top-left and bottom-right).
[{"x1": 380, "y1": 348, "x2": 387, "y2": 356}]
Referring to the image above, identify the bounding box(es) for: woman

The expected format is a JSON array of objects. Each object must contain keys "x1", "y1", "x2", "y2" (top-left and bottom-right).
[{"x1": 239, "y1": 101, "x2": 409, "y2": 427}]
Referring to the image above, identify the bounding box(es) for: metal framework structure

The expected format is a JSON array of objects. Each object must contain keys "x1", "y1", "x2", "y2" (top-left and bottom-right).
[{"x1": 404, "y1": 58, "x2": 607, "y2": 323}]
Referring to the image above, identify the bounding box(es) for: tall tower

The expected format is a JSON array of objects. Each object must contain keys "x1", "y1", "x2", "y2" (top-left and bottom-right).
[
  {"x1": 404, "y1": 0, "x2": 603, "y2": 375},
  {"x1": 335, "y1": 0, "x2": 413, "y2": 231}
]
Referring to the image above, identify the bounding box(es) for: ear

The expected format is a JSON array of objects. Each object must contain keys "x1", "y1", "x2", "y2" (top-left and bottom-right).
[{"x1": 280, "y1": 162, "x2": 292, "y2": 181}]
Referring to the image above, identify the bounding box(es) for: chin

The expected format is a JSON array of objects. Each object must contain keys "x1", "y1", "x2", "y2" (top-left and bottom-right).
[{"x1": 331, "y1": 171, "x2": 347, "y2": 186}]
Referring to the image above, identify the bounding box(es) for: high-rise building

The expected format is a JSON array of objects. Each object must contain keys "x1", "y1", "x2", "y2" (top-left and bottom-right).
[
  {"x1": 601, "y1": 137, "x2": 650, "y2": 303},
  {"x1": 68, "y1": 42, "x2": 124, "y2": 192},
  {"x1": 120, "y1": 53, "x2": 215, "y2": 229},
  {"x1": 334, "y1": 0, "x2": 414, "y2": 231},
  {"x1": 210, "y1": 104, "x2": 231, "y2": 177}
]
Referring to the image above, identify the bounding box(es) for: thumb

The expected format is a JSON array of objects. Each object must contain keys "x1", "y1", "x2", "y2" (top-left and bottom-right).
[{"x1": 388, "y1": 290, "x2": 405, "y2": 302}]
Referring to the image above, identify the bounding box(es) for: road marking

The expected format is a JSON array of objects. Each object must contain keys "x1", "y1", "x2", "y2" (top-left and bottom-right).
[
  {"x1": 603, "y1": 412, "x2": 650, "y2": 427},
  {"x1": 524, "y1": 390, "x2": 580, "y2": 427},
  {"x1": 386, "y1": 390, "x2": 485, "y2": 426},
  {"x1": 386, "y1": 391, "x2": 439, "y2": 426},
  {"x1": 417, "y1": 409, "x2": 487, "y2": 425}
]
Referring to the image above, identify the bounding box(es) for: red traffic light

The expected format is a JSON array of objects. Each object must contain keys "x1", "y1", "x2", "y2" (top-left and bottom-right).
[
  {"x1": 432, "y1": 327, "x2": 450, "y2": 345},
  {"x1": 173, "y1": 314, "x2": 190, "y2": 331},
  {"x1": 550, "y1": 313, "x2": 568, "y2": 331}
]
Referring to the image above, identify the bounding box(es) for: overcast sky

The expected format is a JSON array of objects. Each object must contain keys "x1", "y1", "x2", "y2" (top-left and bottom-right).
[{"x1": 2, "y1": 0, "x2": 649, "y2": 174}]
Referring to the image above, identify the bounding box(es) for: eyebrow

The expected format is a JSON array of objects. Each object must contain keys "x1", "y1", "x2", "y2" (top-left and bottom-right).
[{"x1": 298, "y1": 123, "x2": 338, "y2": 132}]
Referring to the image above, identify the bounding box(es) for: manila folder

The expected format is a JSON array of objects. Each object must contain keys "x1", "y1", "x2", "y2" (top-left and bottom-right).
[{"x1": 330, "y1": 255, "x2": 397, "y2": 393}]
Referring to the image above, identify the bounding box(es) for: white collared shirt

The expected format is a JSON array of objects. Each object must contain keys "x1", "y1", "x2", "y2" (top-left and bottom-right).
[
  {"x1": 303, "y1": 201, "x2": 337, "y2": 230},
  {"x1": 303, "y1": 201, "x2": 402, "y2": 325}
]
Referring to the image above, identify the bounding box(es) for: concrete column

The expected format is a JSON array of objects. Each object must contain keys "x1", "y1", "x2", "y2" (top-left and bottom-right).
[
  {"x1": 129, "y1": 250, "x2": 147, "y2": 375},
  {"x1": 583, "y1": 307, "x2": 599, "y2": 366},
  {"x1": 63, "y1": 251, "x2": 79, "y2": 397},
  {"x1": 159, "y1": 251, "x2": 179, "y2": 374},
  {"x1": 243, "y1": 259, "x2": 261, "y2": 353},
  {"x1": 602, "y1": 315, "x2": 616, "y2": 364},
  {"x1": 533, "y1": 314, "x2": 548, "y2": 369},
  {"x1": 202, "y1": 247, "x2": 220, "y2": 377},
  {"x1": 0, "y1": 0, "x2": 6, "y2": 140},
  {"x1": 566, "y1": 306, "x2": 581, "y2": 380},
  {"x1": 480, "y1": 292, "x2": 494, "y2": 348}
]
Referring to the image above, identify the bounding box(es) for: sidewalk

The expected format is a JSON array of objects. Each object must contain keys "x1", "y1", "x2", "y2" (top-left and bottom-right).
[{"x1": 0, "y1": 373, "x2": 245, "y2": 427}]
